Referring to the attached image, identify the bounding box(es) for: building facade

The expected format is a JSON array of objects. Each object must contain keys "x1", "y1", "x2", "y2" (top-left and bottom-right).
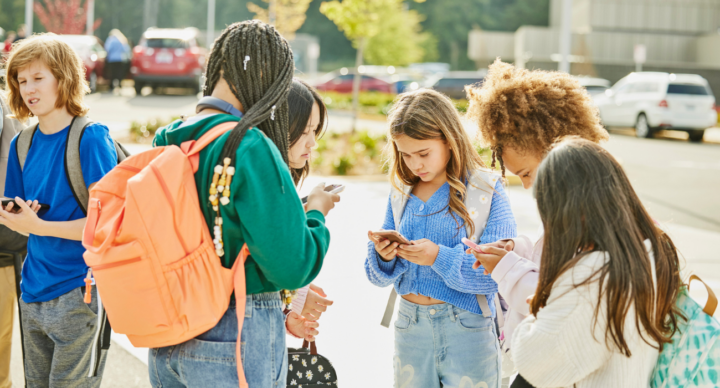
[{"x1": 468, "y1": 0, "x2": 720, "y2": 93}]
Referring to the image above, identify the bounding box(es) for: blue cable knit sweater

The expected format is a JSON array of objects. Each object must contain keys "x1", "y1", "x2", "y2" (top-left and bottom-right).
[{"x1": 365, "y1": 180, "x2": 517, "y2": 317}]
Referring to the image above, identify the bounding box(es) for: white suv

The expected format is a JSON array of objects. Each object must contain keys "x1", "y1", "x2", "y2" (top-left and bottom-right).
[{"x1": 594, "y1": 72, "x2": 717, "y2": 142}]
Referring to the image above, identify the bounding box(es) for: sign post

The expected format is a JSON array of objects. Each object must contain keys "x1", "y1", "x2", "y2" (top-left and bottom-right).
[{"x1": 634, "y1": 44, "x2": 646, "y2": 72}]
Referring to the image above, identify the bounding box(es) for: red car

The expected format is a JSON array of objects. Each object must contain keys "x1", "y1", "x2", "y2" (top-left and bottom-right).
[
  {"x1": 130, "y1": 28, "x2": 206, "y2": 95},
  {"x1": 315, "y1": 72, "x2": 393, "y2": 93},
  {"x1": 57, "y1": 35, "x2": 106, "y2": 93}
]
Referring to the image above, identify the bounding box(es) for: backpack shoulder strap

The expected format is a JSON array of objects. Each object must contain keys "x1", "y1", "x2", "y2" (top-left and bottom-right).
[
  {"x1": 465, "y1": 169, "x2": 501, "y2": 242},
  {"x1": 66, "y1": 116, "x2": 93, "y2": 215},
  {"x1": 389, "y1": 176, "x2": 412, "y2": 231},
  {"x1": 16, "y1": 123, "x2": 39, "y2": 171}
]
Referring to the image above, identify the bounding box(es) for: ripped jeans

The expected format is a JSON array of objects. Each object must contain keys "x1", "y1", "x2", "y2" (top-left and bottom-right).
[{"x1": 394, "y1": 298, "x2": 501, "y2": 388}]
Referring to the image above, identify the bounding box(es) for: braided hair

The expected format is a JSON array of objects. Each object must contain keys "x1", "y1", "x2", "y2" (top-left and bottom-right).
[{"x1": 204, "y1": 20, "x2": 295, "y2": 165}]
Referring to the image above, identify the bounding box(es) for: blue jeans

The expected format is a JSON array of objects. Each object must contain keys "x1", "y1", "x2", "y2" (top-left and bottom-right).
[
  {"x1": 149, "y1": 292, "x2": 287, "y2": 388},
  {"x1": 394, "y1": 299, "x2": 501, "y2": 388}
]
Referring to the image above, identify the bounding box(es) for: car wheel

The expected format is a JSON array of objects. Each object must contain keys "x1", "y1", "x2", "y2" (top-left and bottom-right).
[
  {"x1": 134, "y1": 82, "x2": 144, "y2": 96},
  {"x1": 635, "y1": 113, "x2": 654, "y2": 138},
  {"x1": 89, "y1": 72, "x2": 97, "y2": 93},
  {"x1": 688, "y1": 129, "x2": 705, "y2": 142}
]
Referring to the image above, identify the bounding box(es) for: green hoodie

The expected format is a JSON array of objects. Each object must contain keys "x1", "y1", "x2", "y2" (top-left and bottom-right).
[{"x1": 154, "y1": 113, "x2": 329, "y2": 294}]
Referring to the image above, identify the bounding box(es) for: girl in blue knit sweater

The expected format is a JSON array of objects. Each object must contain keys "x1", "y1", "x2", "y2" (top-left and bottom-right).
[{"x1": 365, "y1": 89, "x2": 517, "y2": 388}]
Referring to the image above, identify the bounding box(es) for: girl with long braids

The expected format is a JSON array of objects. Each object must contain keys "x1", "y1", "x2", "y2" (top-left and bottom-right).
[{"x1": 151, "y1": 21, "x2": 339, "y2": 387}]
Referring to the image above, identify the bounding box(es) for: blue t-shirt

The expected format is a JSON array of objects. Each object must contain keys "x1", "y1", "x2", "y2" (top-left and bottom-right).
[{"x1": 5, "y1": 123, "x2": 117, "y2": 303}]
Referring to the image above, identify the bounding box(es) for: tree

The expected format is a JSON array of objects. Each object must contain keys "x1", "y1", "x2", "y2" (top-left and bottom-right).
[
  {"x1": 248, "y1": 0, "x2": 313, "y2": 39},
  {"x1": 364, "y1": 5, "x2": 436, "y2": 66},
  {"x1": 35, "y1": 0, "x2": 102, "y2": 35}
]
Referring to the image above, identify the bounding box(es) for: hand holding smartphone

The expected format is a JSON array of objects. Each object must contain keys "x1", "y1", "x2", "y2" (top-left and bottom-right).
[
  {"x1": 462, "y1": 237, "x2": 485, "y2": 253},
  {"x1": 371, "y1": 230, "x2": 411, "y2": 245},
  {"x1": 302, "y1": 184, "x2": 345, "y2": 205},
  {"x1": 1, "y1": 199, "x2": 50, "y2": 213}
]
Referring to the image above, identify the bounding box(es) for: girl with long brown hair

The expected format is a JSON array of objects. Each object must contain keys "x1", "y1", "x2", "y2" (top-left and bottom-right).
[
  {"x1": 465, "y1": 59, "x2": 610, "y2": 387},
  {"x1": 365, "y1": 88, "x2": 517, "y2": 387},
  {"x1": 511, "y1": 138, "x2": 682, "y2": 387}
]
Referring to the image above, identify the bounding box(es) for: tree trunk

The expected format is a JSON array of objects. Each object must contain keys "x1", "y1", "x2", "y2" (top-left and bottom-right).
[{"x1": 351, "y1": 37, "x2": 365, "y2": 134}]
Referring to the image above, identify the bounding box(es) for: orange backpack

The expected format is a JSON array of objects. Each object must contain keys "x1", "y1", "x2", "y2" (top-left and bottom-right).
[{"x1": 82, "y1": 121, "x2": 250, "y2": 387}]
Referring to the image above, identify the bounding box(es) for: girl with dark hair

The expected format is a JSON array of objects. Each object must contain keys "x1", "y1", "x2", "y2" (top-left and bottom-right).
[
  {"x1": 284, "y1": 78, "x2": 335, "y2": 339},
  {"x1": 287, "y1": 78, "x2": 326, "y2": 185},
  {"x1": 465, "y1": 60, "x2": 610, "y2": 387},
  {"x1": 151, "y1": 21, "x2": 339, "y2": 387},
  {"x1": 511, "y1": 138, "x2": 682, "y2": 387}
]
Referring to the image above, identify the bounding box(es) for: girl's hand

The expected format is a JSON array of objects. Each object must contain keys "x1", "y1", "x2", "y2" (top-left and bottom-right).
[
  {"x1": 526, "y1": 294, "x2": 535, "y2": 305},
  {"x1": 397, "y1": 239, "x2": 439, "y2": 266},
  {"x1": 306, "y1": 182, "x2": 341, "y2": 217},
  {"x1": 485, "y1": 239, "x2": 515, "y2": 252},
  {"x1": 302, "y1": 284, "x2": 334, "y2": 321},
  {"x1": 286, "y1": 311, "x2": 320, "y2": 342},
  {"x1": 368, "y1": 231, "x2": 398, "y2": 262},
  {"x1": 466, "y1": 245, "x2": 509, "y2": 275},
  {"x1": 0, "y1": 198, "x2": 42, "y2": 235}
]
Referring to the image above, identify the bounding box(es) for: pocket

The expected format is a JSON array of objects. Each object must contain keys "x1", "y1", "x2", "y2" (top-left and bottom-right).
[
  {"x1": 163, "y1": 241, "x2": 233, "y2": 334},
  {"x1": 394, "y1": 312, "x2": 413, "y2": 331},
  {"x1": 456, "y1": 310, "x2": 492, "y2": 332},
  {"x1": 179, "y1": 338, "x2": 239, "y2": 388},
  {"x1": 77, "y1": 287, "x2": 98, "y2": 316},
  {"x1": 89, "y1": 242, "x2": 171, "y2": 336}
]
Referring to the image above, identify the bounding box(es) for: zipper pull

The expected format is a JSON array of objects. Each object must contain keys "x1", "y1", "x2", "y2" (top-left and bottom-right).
[{"x1": 84, "y1": 268, "x2": 93, "y2": 304}]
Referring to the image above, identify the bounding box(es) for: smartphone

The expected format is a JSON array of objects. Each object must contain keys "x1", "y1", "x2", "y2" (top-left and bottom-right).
[
  {"x1": 1, "y1": 199, "x2": 50, "y2": 211},
  {"x1": 462, "y1": 237, "x2": 485, "y2": 253},
  {"x1": 301, "y1": 184, "x2": 345, "y2": 205},
  {"x1": 372, "y1": 230, "x2": 411, "y2": 245}
]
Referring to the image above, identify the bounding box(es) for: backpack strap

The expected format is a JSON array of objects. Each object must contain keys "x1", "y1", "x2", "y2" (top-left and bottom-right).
[
  {"x1": 16, "y1": 123, "x2": 39, "y2": 171},
  {"x1": 65, "y1": 116, "x2": 93, "y2": 215},
  {"x1": 381, "y1": 169, "x2": 502, "y2": 327}
]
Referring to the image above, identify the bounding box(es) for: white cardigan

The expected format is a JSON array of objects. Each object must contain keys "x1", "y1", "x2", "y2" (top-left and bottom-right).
[{"x1": 511, "y1": 248, "x2": 660, "y2": 388}]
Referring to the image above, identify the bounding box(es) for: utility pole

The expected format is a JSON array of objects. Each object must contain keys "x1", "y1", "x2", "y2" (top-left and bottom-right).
[
  {"x1": 25, "y1": 0, "x2": 33, "y2": 35},
  {"x1": 269, "y1": 0, "x2": 277, "y2": 25},
  {"x1": 558, "y1": 0, "x2": 572, "y2": 73},
  {"x1": 86, "y1": 0, "x2": 95, "y2": 35},
  {"x1": 207, "y1": 0, "x2": 216, "y2": 47},
  {"x1": 143, "y1": 0, "x2": 159, "y2": 31}
]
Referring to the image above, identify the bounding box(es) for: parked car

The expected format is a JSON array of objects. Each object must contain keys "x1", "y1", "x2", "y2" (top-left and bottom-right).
[
  {"x1": 314, "y1": 70, "x2": 393, "y2": 94},
  {"x1": 575, "y1": 76, "x2": 610, "y2": 96},
  {"x1": 429, "y1": 71, "x2": 486, "y2": 100},
  {"x1": 130, "y1": 27, "x2": 206, "y2": 95},
  {"x1": 57, "y1": 34, "x2": 106, "y2": 93},
  {"x1": 594, "y1": 72, "x2": 716, "y2": 142}
]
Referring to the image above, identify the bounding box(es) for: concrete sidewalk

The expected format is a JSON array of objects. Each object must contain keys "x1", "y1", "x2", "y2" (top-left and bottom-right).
[{"x1": 7, "y1": 177, "x2": 719, "y2": 388}]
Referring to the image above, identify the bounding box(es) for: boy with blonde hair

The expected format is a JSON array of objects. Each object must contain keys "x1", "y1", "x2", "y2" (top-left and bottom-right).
[{"x1": 2, "y1": 34, "x2": 117, "y2": 387}]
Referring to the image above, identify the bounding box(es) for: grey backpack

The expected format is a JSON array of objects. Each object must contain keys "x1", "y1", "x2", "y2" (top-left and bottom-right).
[{"x1": 15, "y1": 116, "x2": 130, "y2": 214}]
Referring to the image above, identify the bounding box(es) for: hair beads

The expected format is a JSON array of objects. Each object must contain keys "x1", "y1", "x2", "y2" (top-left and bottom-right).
[{"x1": 209, "y1": 158, "x2": 235, "y2": 257}]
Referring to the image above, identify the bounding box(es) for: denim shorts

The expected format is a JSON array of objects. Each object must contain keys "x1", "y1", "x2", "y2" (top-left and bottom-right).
[
  {"x1": 149, "y1": 292, "x2": 287, "y2": 388},
  {"x1": 394, "y1": 298, "x2": 501, "y2": 388}
]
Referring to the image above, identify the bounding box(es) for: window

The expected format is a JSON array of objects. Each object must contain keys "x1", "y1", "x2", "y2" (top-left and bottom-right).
[
  {"x1": 144, "y1": 39, "x2": 189, "y2": 49},
  {"x1": 667, "y1": 84, "x2": 710, "y2": 95},
  {"x1": 633, "y1": 82, "x2": 660, "y2": 93}
]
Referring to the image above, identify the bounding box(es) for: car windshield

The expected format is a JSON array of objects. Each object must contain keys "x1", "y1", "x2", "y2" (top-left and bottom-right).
[
  {"x1": 667, "y1": 83, "x2": 709, "y2": 95},
  {"x1": 145, "y1": 38, "x2": 189, "y2": 49},
  {"x1": 584, "y1": 86, "x2": 608, "y2": 95}
]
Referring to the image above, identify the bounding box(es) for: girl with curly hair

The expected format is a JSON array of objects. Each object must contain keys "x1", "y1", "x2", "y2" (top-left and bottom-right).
[{"x1": 465, "y1": 59, "x2": 609, "y2": 387}]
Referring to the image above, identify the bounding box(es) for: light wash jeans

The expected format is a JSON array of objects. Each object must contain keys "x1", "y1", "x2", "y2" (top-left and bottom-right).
[
  {"x1": 149, "y1": 292, "x2": 287, "y2": 388},
  {"x1": 394, "y1": 299, "x2": 501, "y2": 388}
]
